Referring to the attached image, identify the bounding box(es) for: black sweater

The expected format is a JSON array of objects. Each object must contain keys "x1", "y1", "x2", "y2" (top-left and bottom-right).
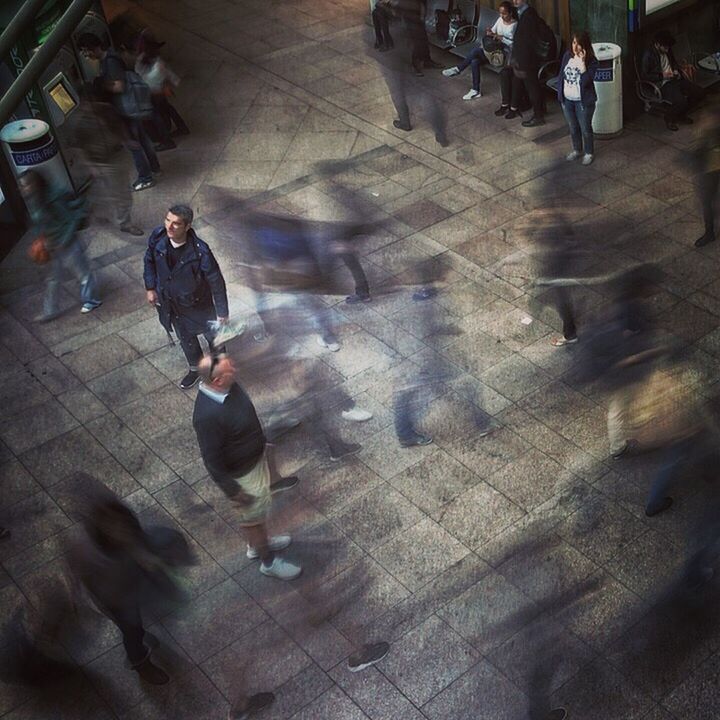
[{"x1": 192, "y1": 383, "x2": 266, "y2": 497}]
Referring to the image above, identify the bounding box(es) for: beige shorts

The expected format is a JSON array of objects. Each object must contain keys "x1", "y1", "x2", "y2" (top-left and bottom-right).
[{"x1": 233, "y1": 453, "x2": 272, "y2": 527}]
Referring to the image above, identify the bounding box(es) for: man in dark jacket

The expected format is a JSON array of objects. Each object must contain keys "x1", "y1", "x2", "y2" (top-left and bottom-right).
[
  {"x1": 192, "y1": 355, "x2": 301, "y2": 581},
  {"x1": 641, "y1": 31, "x2": 704, "y2": 131},
  {"x1": 511, "y1": 0, "x2": 548, "y2": 127},
  {"x1": 143, "y1": 204, "x2": 229, "y2": 389}
]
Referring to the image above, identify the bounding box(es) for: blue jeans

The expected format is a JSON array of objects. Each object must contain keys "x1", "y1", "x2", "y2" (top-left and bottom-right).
[
  {"x1": 457, "y1": 47, "x2": 487, "y2": 92},
  {"x1": 126, "y1": 118, "x2": 160, "y2": 182},
  {"x1": 561, "y1": 100, "x2": 595, "y2": 155},
  {"x1": 44, "y1": 242, "x2": 100, "y2": 316}
]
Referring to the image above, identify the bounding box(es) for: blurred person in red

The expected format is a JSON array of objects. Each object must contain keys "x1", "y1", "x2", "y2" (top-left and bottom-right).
[
  {"x1": 19, "y1": 170, "x2": 102, "y2": 321},
  {"x1": 192, "y1": 354, "x2": 302, "y2": 580}
]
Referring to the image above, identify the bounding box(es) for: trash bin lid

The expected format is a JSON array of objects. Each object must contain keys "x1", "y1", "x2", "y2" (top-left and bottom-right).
[
  {"x1": 592, "y1": 42, "x2": 621, "y2": 61},
  {"x1": 0, "y1": 119, "x2": 50, "y2": 144}
]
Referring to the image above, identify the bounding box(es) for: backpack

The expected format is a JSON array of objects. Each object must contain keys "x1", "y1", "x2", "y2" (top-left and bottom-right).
[{"x1": 116, "y1": 70, "x2": 154, "y2": 119}]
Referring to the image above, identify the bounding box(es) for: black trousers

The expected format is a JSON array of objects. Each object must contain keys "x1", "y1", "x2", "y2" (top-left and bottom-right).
[
  {"x1": 701, "y1": 170, "x2": 720, "y2": 236},
  {"x1": 154, "y1": 94, "x2": 189, "y2": 134},
  {"x1": 520, "y1": 67, "x2": 544, "y2": 118},
  {"x1": 173, "y1": 315, "x2": 226, "y2": 368},
  {"x1": 554, "y1": 287, "x2": 576, "y2": 339},
  {"x1": 500, "y1": 67, "x2": 527, "y2": 108},
  {"x1": 106, "y1": 604, "x2": 146, "y2": 665},
  {"x1": 404, "y1": 16, "x2": 431, "y2": 69},
  {"x1": 339, "y1": 252, "x2": 369, "y2": 296},
  {"x1": 661, "y1": 77, "x2": 704, "y2": 121},
  {"x1": 372, "y1": 7, "x2": 393, "y2": 47}
]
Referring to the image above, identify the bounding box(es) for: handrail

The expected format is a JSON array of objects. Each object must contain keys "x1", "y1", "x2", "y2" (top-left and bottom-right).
[
  {"x1": 0, "y1": 0, "x2": 49, "y2": 64},
  {"x1": 0, "y1": 0, "x2": 95, "y2": 128}
]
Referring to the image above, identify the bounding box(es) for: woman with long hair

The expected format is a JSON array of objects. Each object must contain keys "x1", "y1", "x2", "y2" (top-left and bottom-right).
[{"x1": 557, "y1": 30, "x2": 598, "y2": 165}]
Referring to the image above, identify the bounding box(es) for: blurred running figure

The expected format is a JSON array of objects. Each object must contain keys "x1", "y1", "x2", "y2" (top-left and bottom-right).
[
  {"x1": 20, "y1": 170, "x2": 101, "y2": 322},
  {"x1": 192, "y1": 355, "x2": 302, "y2": 580}
]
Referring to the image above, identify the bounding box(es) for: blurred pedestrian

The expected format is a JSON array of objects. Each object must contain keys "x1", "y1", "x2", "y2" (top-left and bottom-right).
[
  {"x1": 694, "y1": 98, "x2": 720, "y2": 247},
  {"x1": 19, "y1": 170, "x2": 101, "y2": 322},
  {"x1": 368, "y1": 22, "x2": 448, "y2": 145},
  {"x1": 510, "y1": 0, "x2": 551, "y2": 127},
  {"x1": 143, "y1": 204, "x2": 230, "y2": 389},
  {"x1": 135, "y1": 29, "x2": 189, "y2": 148},
  {"x1": 77, "y1": 32, "x2": 160, "y2": 191},
  {"x1": 68, "y1": 487, "x2": 189, "y2": 685},
  {"x1": 66, "y1": 90, "x2": 144, "y2": 236},
  {"x1": 372, "y1": 0, "x2": 395, "y2": 51},
  {"x1": 192, "y1": 355, "x2": 302, "y2": 580}
]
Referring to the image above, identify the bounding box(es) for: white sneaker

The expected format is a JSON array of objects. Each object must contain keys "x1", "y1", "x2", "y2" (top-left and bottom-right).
[
  {"x1": 463, "y1": 89, "x2": 481, "y2": 100},
  {"x1": 442, "y1": 67, "x2": 460, "y2": 77},
  {"x1": 247, "y1": 535, "x2": 291, "y2": 559},
  {"x1": 582, "y1": 153, "x2": 594, "y2": 166},
  {"x1": 317, "y1": 335, "x2": 340, "y2": 352},
  {"x1": 260, "y1": 557, "x2": 302, "y2": 580},
  {"x1": 565, "y1": 151, "x2": 581, "y2": 161},
  {"x1": 341, "y1": 408, "x2": 374, "y2": 422}
]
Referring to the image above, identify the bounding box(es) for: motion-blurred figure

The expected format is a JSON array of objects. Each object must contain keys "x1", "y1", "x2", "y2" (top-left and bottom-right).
[
  {"x1": 371, "y1": 0, "x2": 395, "y2": 51},
  {"x1": 68, "y1": 481, "x2": 194, "y2": 685},
  {"x1": 19, "y1": 170, "x2": 102, "y2": 322},
  {"x1": 66, "y1": 90, "x2": 144, "y2": 237},
  {"x1": 144, "y1": 204, "x2": 230, "y2": 389},
  {"x1": 694, "y1": 97, "x2": 720, "y2": 247},
  {"x1": 192, "y1": 354, "x2": 302, "y2": 580},
  {"x1": 76, "y1": 32, "x2": 161, "y2": 192},
  {"x1": 245, "y1": 211, "x2": 341, "y2": 350},
  {"x1": 530, "y1": 208, "x2": 579, "y2": 347},
  {"x1": 135, "y1": 29, "x2": 189, "y2": 148},
  {"x1": 367, "y1": 12, "x2": 448, "y2": 145}
]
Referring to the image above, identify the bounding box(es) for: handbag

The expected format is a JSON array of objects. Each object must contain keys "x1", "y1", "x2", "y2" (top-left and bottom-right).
[{"x1": 482, "y1": 35, "x2": 507, "y2": 67}]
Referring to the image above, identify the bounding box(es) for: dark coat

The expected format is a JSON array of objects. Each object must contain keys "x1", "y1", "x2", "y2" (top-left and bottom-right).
[
  {"x1": 641, "y1": 45, "x2": 679, "y2": 85},
  {"x1": 512, "y1": 5, "x2": 542, "y2": 71},
  {"x1": 193, "y1": 383, "x2": 266, "y2": 497},
  {"x1": 557, "y1": 51, "x2": 599, "y2": 104},
  {"x1": 143, "y1": 226, "x2": 229, "y2": 334}
]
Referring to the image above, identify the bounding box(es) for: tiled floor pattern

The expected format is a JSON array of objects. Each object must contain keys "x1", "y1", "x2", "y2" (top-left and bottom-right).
[{"x1": 1, "y1": 0, "x2": 719, "y2": 717}]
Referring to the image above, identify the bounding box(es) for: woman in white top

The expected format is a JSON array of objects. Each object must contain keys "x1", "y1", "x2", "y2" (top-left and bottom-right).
[
  {"x1": 442, "y1": 1, "x2": 517, "y2": 101},
  {"x1": 557, "y1": 30, "x2": 598, "y2": 165}
]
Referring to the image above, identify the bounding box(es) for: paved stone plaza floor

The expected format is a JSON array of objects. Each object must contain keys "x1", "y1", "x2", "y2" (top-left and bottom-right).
[{"x1": 2, "y1": 0, "x2": 720, "y2": 718}]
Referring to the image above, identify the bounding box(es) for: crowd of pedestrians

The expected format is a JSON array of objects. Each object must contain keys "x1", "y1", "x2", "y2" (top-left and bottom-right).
[{"x1": 6, "y1": 4, "x2": 720, "y2": 720}]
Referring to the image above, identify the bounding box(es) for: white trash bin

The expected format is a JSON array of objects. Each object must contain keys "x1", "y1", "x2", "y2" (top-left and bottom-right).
[
  {"x1": 0, "y1": 119, "x2": 70, "y2": 192},
  {"x1": 592, "y1": 42, "x2": 623, "y2": 136}
]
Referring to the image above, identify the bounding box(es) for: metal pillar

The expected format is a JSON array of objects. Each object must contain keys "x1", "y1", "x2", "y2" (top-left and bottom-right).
[
  {"x1": 0, "y1": 0, "x2": 49, "y2": 63},
  {"x1": 0, "y1": 0, "x2": 95, "y2": 127}
]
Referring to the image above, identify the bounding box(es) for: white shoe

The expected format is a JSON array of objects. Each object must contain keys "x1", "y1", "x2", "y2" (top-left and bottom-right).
[
  {"x1": 582, "y1": 153, "x2": 594, "y2": 166},
  {"x1": 317, "y1": 335, "x2": 340, "y2": 352},
  {"x1": 463, "y1": 89, "x2": 481, "y2": 100},
  {"x1": 442, "y1": 67, "x2": 461, "y2": 77},
  {"x1": 247, "y1": 535, "x2": 291, "y2": 559},
  {"x1": 342, "y1": 407, "x2": 373, "y2": 422},
  {"x1": 260, "y1": 557, "x2": 302, "y2": 580},
  {"x1": 565, "y1": 151, "x2": 581, "y2": 161}
]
